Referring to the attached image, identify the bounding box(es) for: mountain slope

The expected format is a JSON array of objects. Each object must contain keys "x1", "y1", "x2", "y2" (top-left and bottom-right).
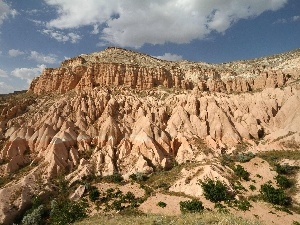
[{"x1": 0, "y1": 48, "x2": 300, "y2": 224}]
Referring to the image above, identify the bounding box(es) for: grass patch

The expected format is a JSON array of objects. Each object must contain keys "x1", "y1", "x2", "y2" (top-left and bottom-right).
[
  {"x1": 142, "y1": 161, "x2": 199, "y2": 190},
  {"x1": 74, "y1": 210, "x2": 263, "y2": 225},
  {"x1": 258, "y1": 150, "x2": 300, "y2": 166}
]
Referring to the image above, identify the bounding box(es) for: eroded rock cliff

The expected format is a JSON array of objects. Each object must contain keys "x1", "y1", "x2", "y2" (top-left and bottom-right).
[{"x1": 1, "y1": 47, "x2": 300, "y2": 224}]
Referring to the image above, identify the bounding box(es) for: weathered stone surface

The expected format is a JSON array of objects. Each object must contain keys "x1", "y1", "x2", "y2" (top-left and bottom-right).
[
  {"x1": 1, "y1": 47, "x2": 300, "y2": 224},
  {"x1": 28, "y1": 47, "x2": 299, "y2": 95}
]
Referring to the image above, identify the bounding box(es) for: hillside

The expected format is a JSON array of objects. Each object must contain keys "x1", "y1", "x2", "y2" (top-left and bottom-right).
[{"x1": 0, "y1": 48, "x2": 300, "y2": 224}]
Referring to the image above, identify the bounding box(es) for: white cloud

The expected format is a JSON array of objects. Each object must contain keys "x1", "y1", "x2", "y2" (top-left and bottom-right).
[
  {"x1": 155, "y1": 53, "x2": 183, "y2": 61},
  {"x1": 273, "y1": 15, "x2": 300, "y2": 24},
  {"x1": 44, "y1": 0, "x2": 288, "y2": 48},
  {"x1": 0, "y1": 81, "x2": 16, "y2": 94},
  {"x1": 91, "y1": 24, "x2": 100, "y2": 35},
  {"x1": 273, "y1": 18, "x2": 287, "y2": 24},
  {"x1": 8, "y1": 49, "x2": 25, "y2": 57},
  {"x1": 0, "y1": 0, "x2": 17, "y2": 25},
  {"x1": 11, "y1": 64, "x2": 46, "y2": 84},
  {"x1": 28, "y1": 51, "x2": 57, "y2": 64},
  {"x1": 0, "y1": 68, "x2": 7, "y2": 77},
  {"x1": 293, "y1": 16, "x2": 300, "y2": 21},
  {"x1": 41, "y1": 29, "x2": 81, "y2": 43}
]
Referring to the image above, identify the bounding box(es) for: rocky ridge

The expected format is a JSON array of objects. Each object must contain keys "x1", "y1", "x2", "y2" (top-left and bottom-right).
[
  {"x1": 0, "y1": 48, "x2": 300, "y2": 224},
  {"x1": 29, "y1": 47, "x2": 300, "y2": 94}
]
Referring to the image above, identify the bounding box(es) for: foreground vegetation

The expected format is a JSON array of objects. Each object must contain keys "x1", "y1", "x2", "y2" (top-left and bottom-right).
[{"x1": 74, "y1": 210, "x2": 263, "y2": 225}]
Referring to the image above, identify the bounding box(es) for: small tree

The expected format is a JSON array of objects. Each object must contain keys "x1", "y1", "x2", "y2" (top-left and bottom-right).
[
  {"x1": 260, "y1": 183, "x2": 291, "y2": 206},
  {"x1": 22, "y1": 205, "x2": 44, "y2": 225},
  {"x1": 89, "y1": 186, "x2": 100, "y2": 202},
  {"x1": 199, "y1": 178, "x2": 233, "y2": 203},
  {"x1": 234, "y1": 165, "x2": 250, "y2": 181},
  {"x1": 157, "y1": 201, "x2": 167, "y2": 208},
  {"x1": 49, "y1": 198, "x2": 87, "y2": 224},
  {"x1": 275, "y1": 175, "x2": 293, "y2": 189},
  {"x1": 179, "y1": 199, "x2": 204, "y2": 213}
]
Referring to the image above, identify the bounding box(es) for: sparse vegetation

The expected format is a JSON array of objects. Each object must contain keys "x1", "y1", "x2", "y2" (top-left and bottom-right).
[
  {"x1": 249, "y1": 184, "x2": 256, "y2": 191},
  {"x1": 21, "y1": 205, "x2": 45, "y2": 225},
  {"x1": 199, "y1": 178, "x2": 233, "y2": 203},
  {"x1": 275, "y1": 175, "x2": 293, "y2": 189},
  {"x1": 49, "y1": 198, "x2": 88, "y2": 224},
  {"x1": 275, "y1": 163, "x2": 299, "y2": 175},
  {"x1": 179, "y1": 199, "x2": 204, "y2": 213},
  {"x1": 103, "y1": 173, "x2": 124, "y2": 183},
  {"x1": 157, "y1": 201, "x2": 167, "y2": 208},
  {"x1": 227, "y1": 199, "x2": 252, "y2": 211},
  {"x1": 237, "y1": 152, "x2": 255, "y2": 163},
  {"x1": 234, "y1": 165, "x2": 250, "y2": 181},
  {"x1": 129, "y1": 172, "x2": 148, "y2": 182},
  {"x1": 74, "y1": 210, "x2": 263, "y2": 225},
  {"x1": 258, "y1": 150, "x2": 300, "y2": 166},
  {"x1": 260, "y1": 183, "x2": 291, "y2": 206},
  {"x1": 89, "y1": 186, "x2": 100, "y2": 202}
]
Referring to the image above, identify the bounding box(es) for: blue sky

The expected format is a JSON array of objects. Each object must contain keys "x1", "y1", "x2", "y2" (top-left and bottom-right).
[{"x1": 0, "y1": 0, "x2": 299, "y2": 94}]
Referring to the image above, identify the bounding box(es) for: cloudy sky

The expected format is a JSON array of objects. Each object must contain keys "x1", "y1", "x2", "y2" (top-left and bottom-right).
[{"x1": 0, "y1": 0, "x2": 299, "y2": 94}]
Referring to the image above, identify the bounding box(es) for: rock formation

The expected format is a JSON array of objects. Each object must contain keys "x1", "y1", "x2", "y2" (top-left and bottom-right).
[
  {"x1": 0, "y1": 47, "x2": 300, "y2": 223},
  {"x1": 29, "y1": 47, "x2": 299, "y2": 95}
]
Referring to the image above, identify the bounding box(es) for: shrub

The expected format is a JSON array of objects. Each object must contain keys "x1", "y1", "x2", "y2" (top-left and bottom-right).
[
  {"x1": 275, "y1": 175, "x2": 293, "y2": 189},
  {"x1": 103, "y1": 173, "x2": 124, "y2": 183},
  {"x1": 22, "y1": 205, "x2": 44, "y2": 225},
  {"x1": 249, "y1": 184, "x2": 256, "y2": 191},
  {"x1": 233, "y1": 181, "x2": 247, "y2": 193},
  {"x1": 235, "y1": 199, "x2": 252, "y2": 211},
  {"x1": 214, "y1": 203, "x2": 229, "y2": 213},
  {"x1": 157, "y1": 201, "x2": 167, "y2": 208},
  {"x1": 234, "y1": 165, "x2": 250, "y2": 181},
  {"x1": 129, "y1": 172, "x2": 148, "y2": 181},
  {"x1": 275, "y1": 164, "x2": 298, "y2": 175},
  {"x1": 199, "y1": 178, "x2": 233, "y2": 203},
  {"x1": 179, "y1": 199, "x2": 204, "y2": 213},
  {"x1": 89, "y1": 186, "x2": 100, "y2": 202},
  {"x1": 156, "y1": 182, "x2": 171, "y2": 190},
  {"x1": 123, "y1": 192, "x2": 136, "y2": 202},
  {"x1": 260, "y1": 183, "x2": 291, "y2": 206},
  {"x1": 111, "y1": 200, "x2": 124, "y2": 211},
  {"x1": 237, "y1": 152, "x2": 255, "y2": 163},
  {"x1": 49, "y1": 199, "x2": 87, "y2": 224}
]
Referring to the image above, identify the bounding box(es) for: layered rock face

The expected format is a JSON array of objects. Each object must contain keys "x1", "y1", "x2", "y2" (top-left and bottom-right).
[
  {"x1": 1, "y1": 47, "x2": 300, "y2": 223},
  {"x1": 29, "y1": 47, "x2": 300, "y2": 94}
]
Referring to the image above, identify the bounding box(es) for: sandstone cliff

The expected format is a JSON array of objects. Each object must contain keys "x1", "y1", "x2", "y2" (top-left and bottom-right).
[
  {"x1": 1, "y1": 48, "x2": 300, "y2": 224},
  {"x1": 29, "y1": 47, "x2": 300, "y2": 94}
]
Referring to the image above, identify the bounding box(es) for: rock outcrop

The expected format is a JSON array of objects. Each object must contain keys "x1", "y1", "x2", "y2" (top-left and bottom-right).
[
  {"x1": 1, "y1": 47, "x2": 300, "y2": 224},
  {"x1": 29, "y1": 47, "x2": 300, "y2": 95}
]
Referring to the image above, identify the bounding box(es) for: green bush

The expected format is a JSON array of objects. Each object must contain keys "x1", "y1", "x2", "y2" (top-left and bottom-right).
[
  {"x1": 260, "y1": 183, "x2": 291, "y2": 206},
  {"x1": 89, "y1": 186, "x2": 100, "y2": 202},
  {"x1": 22, "y1": 205, "x2": 44, "y2": 225},
  {"x1": 123, "y1": 192, "x2": 136, "y2": 202},
  {"x1": 235, "y1": 199, "x2": 252, "y2": 211},
  {"x1": 49, "y1": 199, "x2": 87, "y2": 224},
  {"x1": 275, "y1": 175, "x2": 293, "y2": 189},
  {"x1": 103, "y1": 173, "x2": 124, "y2": 183},
  {"x1": 234, "y1": 165, "x2": 250, "y2": 181},
  {"x1": 179, "y1": 199, "x2": 204, "y2": 213},
  {"x1": 111, "y1": 200, "x2": 124, "y2": 211},
  {"x1": 275, "y1": 164, "x2": 298, "y2": 175},
  {"x1": 129, "y1": 172, "x2": 148, "y2": 181},
  {"x1": 199, "y1": 178, "x2": 233, "y2": 203},
  {"x1": 214, "y1": 203, "x2": 229, "y2": 213},
  {"x1": 157, "y1": 201, "x2": 167, "y2": 208},
  {"x1": 237, "y1": 152, "x2": 255, "y2": 163},
  {"x1": 249, "y1": 184, "x2": 256, "y2": 191}
]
